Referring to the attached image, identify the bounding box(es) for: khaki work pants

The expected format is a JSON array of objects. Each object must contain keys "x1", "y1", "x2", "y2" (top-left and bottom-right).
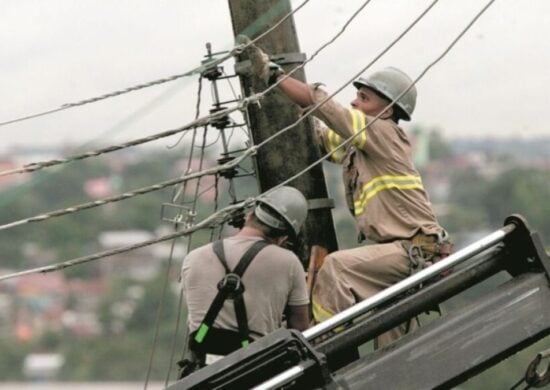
[{"x1": 311, "y1": 241, "x2": 416, "y2": 348}]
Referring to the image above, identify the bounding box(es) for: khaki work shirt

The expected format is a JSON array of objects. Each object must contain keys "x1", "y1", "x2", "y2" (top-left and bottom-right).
[
  {"x1": 181, "y1": 236, "x2": 309, "y2": 339},
  {"x1": 309, "y1": 84, "x2": 442, "y2": 243}
]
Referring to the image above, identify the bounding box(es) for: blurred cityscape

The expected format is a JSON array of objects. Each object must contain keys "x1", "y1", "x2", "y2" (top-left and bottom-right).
[{"x1": 0, "y1": 129, "x2": 549, "y2": 387}]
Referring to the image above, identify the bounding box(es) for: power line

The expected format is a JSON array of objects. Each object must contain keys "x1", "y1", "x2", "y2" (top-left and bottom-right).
[
  {"x1": 0, "y1": 0, "x2": 366, "y2": 180},
  {"x1": 0, "y1": 142, "x2": 256, "y2": 232},
  {"x1": 260, "y1": 0, "x2": 440, "y2": 148},
  {"x1": 266, "y1": 0, "x2": 498, "y2": 195},
  {"x1": 0, "y1": 77, "x2": 190, "y2": 211},
  {"x1": 0, "y1": 90, "x2": 257, "y2": 178},
  {"x1": 0, "y1": 200, "x2": 252, "y2": 282},
  {"x1": 0, "y1": 0, "x2": 429, "y2": 231},
  {"x1": 144, "y1": 75, "x2": 206, "y2": 390},
  {"x1": 0, "y1": 0, "x2": 311, "y2": 129},
  {"x1": 262, "y1": 0, "x2": 373, "y2": 96},
  {"x1": 0, "y1": 0, "x2": 496, "y2": 281},
  {"x1": 162, "y1": 127, "x2": 213, "y2": 387},
  {"x1": 0, "y1": 0, "x2": 360, "y2": 180}
]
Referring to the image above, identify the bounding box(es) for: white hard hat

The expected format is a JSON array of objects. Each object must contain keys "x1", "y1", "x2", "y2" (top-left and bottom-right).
[
  {"x1": 353, "y1": 67, "x2": 417, "y2": 121},
  {"x1": 254, "y1": 186, "x2": 308, "y2": 237}
]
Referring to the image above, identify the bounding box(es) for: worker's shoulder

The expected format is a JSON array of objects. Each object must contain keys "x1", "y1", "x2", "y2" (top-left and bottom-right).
[
  {"x1": 256, "y1": 244, "x2": 302, "y2": 271},
  {"x1": 260, "y1": 242, "x2": 298, "y2": 259},
  {"x1": 363, "y1": 115, "x2": 408, "y2": 141},
  {"x1": 183, "y1": 242, "x2": 214, "y2": 264}
]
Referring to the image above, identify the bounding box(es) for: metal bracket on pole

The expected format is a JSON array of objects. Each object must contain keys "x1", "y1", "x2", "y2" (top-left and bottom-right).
[
  {"x1": 307, "y1": 198, "x2": 335, "y2": 210},
  {"x1": 160, "y1": 203, "x2": 196, "y2": 227},
  {"x1": 269, "y1": 52, "x2": 307, "y2": 65},
  {"x1": 235, "y1": 52, "x2": 306, "y2": 76}
]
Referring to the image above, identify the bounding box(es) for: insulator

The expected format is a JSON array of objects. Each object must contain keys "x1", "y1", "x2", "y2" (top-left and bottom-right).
[
  {"x1": 217, "y1": 156, "x2": 238, "y2": 179},
  {"x1": 210, "y1": 107, "x2": 230, "y2": 130}
]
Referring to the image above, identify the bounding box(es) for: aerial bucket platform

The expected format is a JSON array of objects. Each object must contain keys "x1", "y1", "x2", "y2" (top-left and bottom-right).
[{"x1": 167, "y1": 214, "x2": 550, "y2": 390}]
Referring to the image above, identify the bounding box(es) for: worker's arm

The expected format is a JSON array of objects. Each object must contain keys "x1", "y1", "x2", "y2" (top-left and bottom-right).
[
  {"x1": 286, "y1": 304, "x2": 310, "y2": 331},
  {"x1": 241, "y1": 35, "x2": 356, "y2": 142},
  {"x1": 276, "y1": 75, "x2": 314, "y2": 108},
  {"x1": 240, "y1": 35, "x2": 313, "y2": 108}
]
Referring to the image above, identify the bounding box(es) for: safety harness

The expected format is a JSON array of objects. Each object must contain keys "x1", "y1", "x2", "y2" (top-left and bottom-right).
[
  {"x1": 189, "y1": 239, "x2": 270, "y2": 356},
  {"x1": 400, "y1": 230, "x2": 453, "y2": 333}
]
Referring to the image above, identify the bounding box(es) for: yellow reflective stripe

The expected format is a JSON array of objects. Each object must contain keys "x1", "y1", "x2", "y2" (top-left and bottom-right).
[
  {"x1": 349, "y1": 108, "x2": 367, "y2": 149},
  {"x1": 354, "y1": 175, "x2": 423, "y2": 215},
  {"x1": 312, "y1": 299, "x2": 346, "y2": 333},
  {"x1": 327, "y1": 129, "x2": 342, "y2": 151},
  {"x1": 326, "y1": 129, "x2": 345, "y2": 163},
  {"x1": 312, "y1": 299, "x2": 334, "y2": 323}
]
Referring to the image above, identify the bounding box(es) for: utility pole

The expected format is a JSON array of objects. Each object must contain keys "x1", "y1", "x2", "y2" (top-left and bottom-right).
[{"x1": 228, "y1": 0, "x2": 338, "y2": 279}]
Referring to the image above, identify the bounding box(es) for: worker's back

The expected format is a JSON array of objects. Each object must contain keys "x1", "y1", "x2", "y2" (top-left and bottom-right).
[{"x1": 181, "y1": 235, "x2": 308, "y2": 338}]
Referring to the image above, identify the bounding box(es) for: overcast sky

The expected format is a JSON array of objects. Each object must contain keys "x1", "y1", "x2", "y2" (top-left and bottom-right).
[{"x1": 1, "y1": 0, "x2": 549, "y2": 154}]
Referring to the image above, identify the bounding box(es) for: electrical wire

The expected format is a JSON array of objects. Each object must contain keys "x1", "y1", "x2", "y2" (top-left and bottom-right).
[
  {"x1": 0, "y1": 97, "x2": 248, "y2": 178},
  {"x1": 0, "y1": 200, "x2": 253, "y2": 282},
  {"x1": 0, "y1": 78, "x2": 190, "y2": 212},
  {"x1": 0, "y1": 0, "x2": 433, "y2": 232},
  {"x1": 163, "y1": 126, "x2": 212, "y2": 386},
  {"x1": 264, "y1": 0, "x2": 498, "y2": 195},
  {"x1": 166, "y1": 76, "x2": 204, "y2": 150},
  {"x1": 262, "y1": 0, "x2": 373, "y2": 96},
  {"x1": 0, "y1": 0, "x2": 341, "y2": 180},
  {"x1": 222, "y1": 69, "x2": 251, "y2": 140},
  {"x1": 0, "y1": 0, "x2": 311, "y2": 129},
  {"x1": 0, "y1": 0, "x2": 379, "y2": 235},
  {"x1": 144, "y1": 77, "x2": 206, "y2": 389},
  {"x1": 0, "y1": 0, "x2": 497, "y2": 282}
]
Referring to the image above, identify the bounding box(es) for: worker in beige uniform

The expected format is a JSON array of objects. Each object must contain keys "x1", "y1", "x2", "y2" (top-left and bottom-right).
[
  {"x1": 179, "y1": 186, "x2": 310, "y2": 376},
  {"x1": 242, "y1": 37, "x2": 451, "y2": 348}
]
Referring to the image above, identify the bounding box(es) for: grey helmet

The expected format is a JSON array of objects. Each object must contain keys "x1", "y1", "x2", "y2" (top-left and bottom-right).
[
  {"x1": 254, "y1": 186, "x2": 308, "y2": 237},
  {"x1": 353, "y1": 67, "x2": 417, "y2": 121}
]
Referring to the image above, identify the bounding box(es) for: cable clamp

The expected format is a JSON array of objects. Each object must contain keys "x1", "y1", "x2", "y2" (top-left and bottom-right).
[
  {"x1": 160, "y1": 203, "x2": 196, "y2": 227},
  {"x1": 234, "y1": 52, "x2": 306, "y2": 76}
]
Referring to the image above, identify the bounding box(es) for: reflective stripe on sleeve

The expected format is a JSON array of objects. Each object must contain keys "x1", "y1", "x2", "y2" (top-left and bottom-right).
[
  {"x1": 354, "y1": 175, "x2": 423, "y2": 216},
  {"x1": 326, "y1": 129, "x2": 346, "y2": 163},
  {"x1": 349, "y1": 108, "x2": 367, "y2": 149}
]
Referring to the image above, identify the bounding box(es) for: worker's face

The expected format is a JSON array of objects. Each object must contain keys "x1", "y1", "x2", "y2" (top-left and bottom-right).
[{"x1": 351, "y1": 87, "x2": 393, "y2": 119}]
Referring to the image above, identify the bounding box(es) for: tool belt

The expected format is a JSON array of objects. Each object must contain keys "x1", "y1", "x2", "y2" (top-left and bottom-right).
[
  {"x1": 402, "y1": 230, "x2": 453, "y2": 275},
  {"x1": 400, "y1": 230, "x2": 453, "y2": 319}
]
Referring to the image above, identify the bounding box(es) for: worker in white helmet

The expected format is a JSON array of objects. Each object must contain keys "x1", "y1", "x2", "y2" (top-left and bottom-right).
[
  {"x1": 242, "y1": 36, "x2": 451, "y2": 349},
  {"x1": 179, "y1": 186, "x2": 310, "y2": 376}
]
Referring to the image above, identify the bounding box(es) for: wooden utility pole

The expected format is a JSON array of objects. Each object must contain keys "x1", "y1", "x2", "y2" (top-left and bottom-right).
[{"x1": 228, "y1": 0, "x2": 338, "y2": 273}]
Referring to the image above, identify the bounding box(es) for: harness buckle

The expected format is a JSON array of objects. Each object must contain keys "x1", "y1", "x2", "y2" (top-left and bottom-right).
[
  {"x1": 218, "y1": 273, "x2": 243, "y2": 295},
  {"x1": 408, "y1": 244, "x2": 433, "y2": 273},
  {"x1": 437, "y1": 229, "x2": 450, "y2": 244}
]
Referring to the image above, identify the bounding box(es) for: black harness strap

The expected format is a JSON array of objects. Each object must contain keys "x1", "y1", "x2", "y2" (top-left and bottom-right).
[
  {"x1": 212, "y1": 240, "x2": 230, "y2": 273},
  {"x1": 191, "y1": 239, "x2": 269, "y2": 353}
]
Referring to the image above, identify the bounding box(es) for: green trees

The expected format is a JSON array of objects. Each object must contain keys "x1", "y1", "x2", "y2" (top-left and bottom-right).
[
  {"x1": 61, "y1": 274, "x2": 182, "y2": 381},
  {"x1": 2, "y1": 138, "x2": 550, "y2": 383},
  {"x1": 484, "y1": 168, "x2": 550, "y2": 237},
  {"x1": 442, "y1": 166, "x2": 550, "y2": 241}
]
